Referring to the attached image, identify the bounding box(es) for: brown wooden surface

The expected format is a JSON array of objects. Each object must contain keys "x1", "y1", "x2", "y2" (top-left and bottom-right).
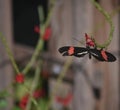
[
  {"x1": 0, "y1": 0, "x2": 13, "y2": 110},
  {"x1": 49, "y1": 0, "x2": 95, "y2": 110},
  {"x1": 49, "y1": 0, "x2": 119, "y2": 110},
  {"x1": 93, "y1": 0, "x2": 119, "y2": 110}
]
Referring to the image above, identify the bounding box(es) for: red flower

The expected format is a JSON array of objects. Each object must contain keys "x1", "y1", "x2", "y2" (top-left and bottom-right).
[
  {"x1": 41, "y1": 71, "x2": 50, "y2": 79},
  {"x1": 19, "y1": 94, "x2": 29, "y2": 110},
  {"x1": 56, "y1": 93, "x2": 73, "y2": 106},
  {"x1": 15, "y1": 74, "x2": 24, "y2": 83},
  {"x1": 34, "y1": 25, "x2": 40, "y2": 33},
  {"x1": 19, "y1": 89, "x2": 45, "y2": 109},
  {"x1": 43, "y1": 27, "x2": 51, "y2": 41},
  {"x1": 34, "y1": 25, "x2": 52, "y2": 41},
  {"x1": 85, "y1": 33, "x2": 95, "y2": 47},
  {"x1": 33, "y1": 89, "x2": 45, "y2": 99}
]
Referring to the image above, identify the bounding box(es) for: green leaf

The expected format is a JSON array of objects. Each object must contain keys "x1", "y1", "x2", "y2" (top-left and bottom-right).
[
  {"x1": 12, "y1": 106, "x2": 21, "y2": 110},
  {"x1": 0, "y1": 90, "x2": 9, "y2": 98},
  {"x1": 0, "y1": 99, "x2": 7, "y2": 108},
  {"x1": 37, "y1": 99, "x2": 48, "y2": 110}
]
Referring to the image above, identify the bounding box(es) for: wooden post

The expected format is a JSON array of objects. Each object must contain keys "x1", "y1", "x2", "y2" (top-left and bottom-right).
[{"x1": 0, "y1": 0, "x2": 13, "y2": 110}]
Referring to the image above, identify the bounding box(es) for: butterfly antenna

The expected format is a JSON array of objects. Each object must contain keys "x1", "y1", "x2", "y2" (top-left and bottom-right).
[{"x1": 72, "y1": 37, "x2": 85, "y2": 46}]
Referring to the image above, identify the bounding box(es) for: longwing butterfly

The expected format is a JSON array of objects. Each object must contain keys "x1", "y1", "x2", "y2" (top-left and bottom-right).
[{"x1": 58, "y1": 46, "x2": 116, "y2": 62}]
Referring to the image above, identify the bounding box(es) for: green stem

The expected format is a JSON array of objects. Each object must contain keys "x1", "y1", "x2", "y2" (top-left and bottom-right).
[
  {"x1": 92, "y1": 6, "x2": 120, "y2": 36},
  {"x1": 91, "y1": 0, "x2": 114, "y2": 48},
  {"x1": 0, "y1": 33, "x2": 20, "y2": 73},
  {"x1": 22, "y1": 39, "x2": 44, "y2": 74},
  {"x1": 26, "y1": 60, "x2": 42, "y2": 110},
  {"x1": 38, "y1": 6, "x2": 44, "y2": 25},
  {"x1": 22, "y1": 0, "x2": 55, "y2": 74},
  {"x1": 45, "y1": 57, "x2": 73, "y2": 110}
]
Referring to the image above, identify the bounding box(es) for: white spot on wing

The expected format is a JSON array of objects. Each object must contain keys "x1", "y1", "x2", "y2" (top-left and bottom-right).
[
  {"x1": 91, "y1": 52, "x2": 99, "y2": 57},
  {"x1": 77, "y1": 51, "x2": 88, "y2": 55}
]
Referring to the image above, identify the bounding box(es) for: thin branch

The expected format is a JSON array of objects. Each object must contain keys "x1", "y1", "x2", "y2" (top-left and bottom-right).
[
  {"x1": 0, "y1": 32, "x2": 20, "y2": 73},
  {"x1": 45, "y1": 57, "x2": 73, "y2": 110},
  {"x1": 91, "y1": 0, "x2": 114, "y2": 48},
  {"x1": 38, "y1": 6, "x2": 45, "y2": 24},
  {"x1": 22, "y1": 0, "x2": 56, "y2": 74},
  {"x1": 25, "y1": 60, "x2": 42, "y2": 110}
]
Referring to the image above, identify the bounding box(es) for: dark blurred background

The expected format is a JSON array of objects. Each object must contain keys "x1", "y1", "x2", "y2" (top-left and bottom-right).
[{"x1": 13, "y1": 0, "x2": 48, "y2": 47}]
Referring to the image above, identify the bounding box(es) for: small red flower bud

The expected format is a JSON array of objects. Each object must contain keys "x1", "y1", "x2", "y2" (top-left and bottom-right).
[
  {"x1": 34, "y1": 25, "x2": 40, "y2": 33},
  {"x1": 41, "y1": 71, "x2": 50, "y2": 79},
  {"x1": 56, "y1": 93, "x2": 73, "y2": 106},
  {"x1": 19, "y1": 89, "x2": 45, "y2": 109},
  {"x1": 34, "y1": 25, "x2": 52, "y2": 41},
  {"x1": 33, "y1": 89, "x2": 45, "y2": 99},
  {"x1": 85, "y1": 33, "x2": 95, "y2": 47},
  {"x1": 15, "y1": 74, "x2": 24, "y2": 83},
  {"x1": 19, "y1": 94, "x2": 29, "y2": 110},
  {"x1": 43, "y1": 27, "x2": 52, "y2": 41}
]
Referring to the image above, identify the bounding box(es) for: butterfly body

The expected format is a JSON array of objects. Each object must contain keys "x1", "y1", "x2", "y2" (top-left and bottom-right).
[{"x1": 58, "y1": 46, "x2": 116, "y2": 62}]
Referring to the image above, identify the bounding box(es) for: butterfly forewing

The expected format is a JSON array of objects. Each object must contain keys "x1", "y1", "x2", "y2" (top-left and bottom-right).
[
  {"x1": 58, "y1": 46, "x2": 116, "y2": 62},
  {"x1": 58, "y1": 46, "x2": 88, "y2": 57},
  {"x1": 58, "y1": 46, "x2": 70, "y2": 53}
]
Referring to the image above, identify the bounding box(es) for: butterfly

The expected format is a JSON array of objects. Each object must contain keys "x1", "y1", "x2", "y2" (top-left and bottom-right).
[
  {"x1": 58, "y1": 46, "x2": 116, "y2": 62},
  {"x1": 58, "y1": 33, "x2": 117, "y2": 62},
  {"x1": 58, "y1": 33, "x2": 116, "y2": 62}
]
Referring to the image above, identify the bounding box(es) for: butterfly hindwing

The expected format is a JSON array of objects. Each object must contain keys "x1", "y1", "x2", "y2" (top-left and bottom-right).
[
  {"x1": 90, "y1": 49, "x2": 116, "y2": 62},
  {"x1": 58, "y1": 46, "x2": 88, "y2": 57},
  {"x1": 102, "y1": 51, "x2": 116, "y2": 62},
  {"x1": 90, "y1": 49, "x2": 105, "y2": 61}
]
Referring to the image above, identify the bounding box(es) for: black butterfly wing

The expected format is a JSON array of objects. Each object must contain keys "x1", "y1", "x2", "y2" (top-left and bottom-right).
[
  {"x1": 58, "y1": 46, "x2": 88, "y2": 57},
  {"x1": 90, "y1": 49, "x2": 105, "y2": 61},
  {"x1": 103, "y1": 51, "x2": 116, "y2": 62},
  {"x1": 90, "y1": 49, "x2": 116, "y2": 62}
]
